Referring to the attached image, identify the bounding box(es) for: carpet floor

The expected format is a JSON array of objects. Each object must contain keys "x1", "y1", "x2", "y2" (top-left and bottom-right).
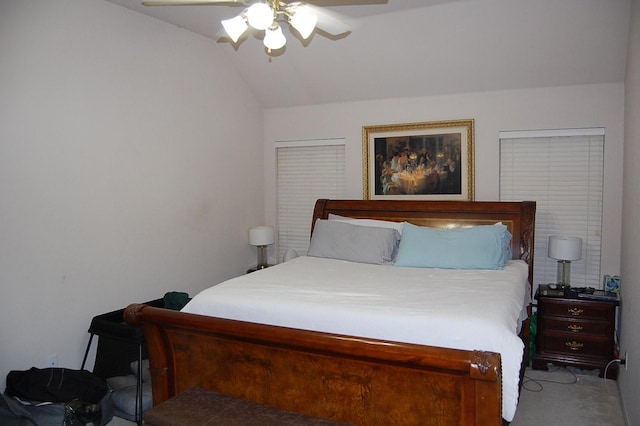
[{"x1": 512, "y1": 366, "x2": 625, "y2": 425}]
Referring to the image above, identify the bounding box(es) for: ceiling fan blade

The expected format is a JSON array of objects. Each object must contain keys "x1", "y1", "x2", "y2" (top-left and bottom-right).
[
  {"x1": 305, "y1": 0, "x2": 387, "y2": 5},
  {"x1": 142, "y1": 0, "x2": 246, "y2": 6},
  {"x1": 304, "y1": 4, "x2": 351, "y2": 36}
]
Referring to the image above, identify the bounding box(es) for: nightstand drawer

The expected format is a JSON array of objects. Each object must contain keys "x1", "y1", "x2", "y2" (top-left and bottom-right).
[
  {"x1": 540, "y1": 300, "x2": 613, "y2": 320},
  {"x1": 540, "y1": 333, "x2": 611, "y2": 358},
  {"x1": 543, "y1": 318, "x2": 610, "y2": 336}
]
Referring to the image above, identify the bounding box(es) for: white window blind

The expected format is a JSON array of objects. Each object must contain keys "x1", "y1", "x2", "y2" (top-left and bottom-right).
[
  {"x1": 276, "y1": 139, "x2": 345, "y2": 260},
  {"x1": 499, "y1": 130, "x2": 604, "y2": 289}
]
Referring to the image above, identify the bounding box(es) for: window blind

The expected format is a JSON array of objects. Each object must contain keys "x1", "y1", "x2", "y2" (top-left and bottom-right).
[
  {"x1": 276, "y1": 139, "x2": 345, "y2": 261},
  {"x1": 499, "y1": 130, "x2": 604, "y2": 289}
]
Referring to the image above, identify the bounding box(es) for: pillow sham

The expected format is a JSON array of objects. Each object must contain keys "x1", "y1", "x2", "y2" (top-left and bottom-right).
[
  {"x1": 495, "y1": 222, "x2": 513, "y2": 262},
  {"x1": 394, "y1": 222, "x2": 512, "y2": 270},
  {"x1": 328, "y1": 213, "x2": 404, "y2": 235},
  {"x1": 308, "y1": 219, "x2": 401, "y2": 264}
]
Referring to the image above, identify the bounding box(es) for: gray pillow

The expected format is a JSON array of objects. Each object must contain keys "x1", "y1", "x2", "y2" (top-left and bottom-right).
[
  {"x1": 308, "y1": 219, "x2": 400, "y2": 264},
  {"x1": 110, "y1": 383, "x2": 153, "y2": 421},
  {"x1": 130, "y1": 359, "x2": 151, "y2": 383}
]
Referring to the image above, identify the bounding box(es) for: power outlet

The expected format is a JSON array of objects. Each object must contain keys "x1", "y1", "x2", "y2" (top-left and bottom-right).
[
  {"x1": 625, "y1": 351, "x2": 628, "y2": 370},
  {"x1": 47, "y1": 354, "x2": 58, "y2": 367}
]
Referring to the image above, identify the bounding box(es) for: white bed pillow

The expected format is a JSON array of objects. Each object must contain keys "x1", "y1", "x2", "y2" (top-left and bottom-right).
[
  {"x1": 308, "y1": 219, "x2": 401, "y2": 264},
  {"x1": 328, "y1": 213, "x2": 403, "y2": 235}
]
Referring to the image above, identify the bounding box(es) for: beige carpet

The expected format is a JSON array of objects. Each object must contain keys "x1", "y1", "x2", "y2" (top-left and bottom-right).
[{"x1": 512, "y1": 367, "x2": 625, "y2": 425}]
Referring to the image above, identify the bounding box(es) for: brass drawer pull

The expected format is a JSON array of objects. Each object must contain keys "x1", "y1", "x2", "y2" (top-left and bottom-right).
[
  {"x1": 568, "y1": 324, "x2": 583, "y2": 333},
  {"x1": 568, "y1": 307, "x2": 584, "y2": 316},
  {"x1": 565, "y1": 341, "x2": 584, "y2": 351}
]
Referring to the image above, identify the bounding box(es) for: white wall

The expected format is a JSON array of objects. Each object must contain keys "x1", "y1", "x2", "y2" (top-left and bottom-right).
[
  {"x1": 0, "y1": 0, "x2": 264, "y2": 390},
  {"x1": 0, "y1": 0, "x2": 631, "y2": 414},
  {"x1": 264, "y1": 83, "x2": 624, "y2": 277},
  {"x1": 620, "y1": 0, "x2": 640, "y2": 424}
]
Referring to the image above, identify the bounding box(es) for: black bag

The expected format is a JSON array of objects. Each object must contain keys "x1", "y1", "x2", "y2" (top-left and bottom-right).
[{"x1": 5, "y1": 368, "x2": 113, "y2": 425}]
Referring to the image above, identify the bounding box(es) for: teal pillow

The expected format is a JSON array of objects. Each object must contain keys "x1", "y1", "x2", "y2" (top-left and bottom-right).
[
  {"x1": 499, "y1": 222, "x2": 513, "y2": 262},
  {"x1": 394, "y1": 222, "x2": 512, "y2": 269}
]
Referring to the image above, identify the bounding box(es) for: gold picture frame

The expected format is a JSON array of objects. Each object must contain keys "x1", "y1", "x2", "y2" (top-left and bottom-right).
[{"x1": 363, "y1": 119, "x2": 474, "y2": 200}]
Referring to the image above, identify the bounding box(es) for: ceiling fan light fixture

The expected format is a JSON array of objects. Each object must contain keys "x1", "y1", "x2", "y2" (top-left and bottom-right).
[
  {"x1": 246, "y1": 2, "x2": 274, "y2": 31},
  {"x1": 290, "y1": 7, "x2": 318, "y2": 40},
  {"x1": 264, "y1": 23, "x2": 286, "y2": 51},
  {"x1": 144, "y1": 0, "x2": 352, "y2": 56},
  {"x1": 221, "y1": 15, "x2": 248, "y2": 42}
]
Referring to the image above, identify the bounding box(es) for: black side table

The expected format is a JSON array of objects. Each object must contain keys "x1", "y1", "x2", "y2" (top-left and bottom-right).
[{"x1": 81, "y1": 298, "x2": 164, "y2": 425}]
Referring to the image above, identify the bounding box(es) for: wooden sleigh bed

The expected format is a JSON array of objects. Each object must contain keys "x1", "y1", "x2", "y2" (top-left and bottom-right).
[{"x1": 124, "y1": 199, "x2": 536, "y2": 425}]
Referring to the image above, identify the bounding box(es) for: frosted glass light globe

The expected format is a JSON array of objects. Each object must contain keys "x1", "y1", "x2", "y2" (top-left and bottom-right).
[
  {"x1": 247, "y1": 3, "x2": 274, "y2": 31},
  {"x1": 264, "y1": 24, "x2": 286, "y2": 50}
]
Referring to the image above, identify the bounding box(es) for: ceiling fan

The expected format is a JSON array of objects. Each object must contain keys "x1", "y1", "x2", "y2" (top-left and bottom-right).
[{"x1": 142, "y1": 0, "x2": 352, "y2": 53}]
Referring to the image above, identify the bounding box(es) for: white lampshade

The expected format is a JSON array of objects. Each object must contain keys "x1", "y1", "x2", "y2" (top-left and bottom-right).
[
  {"x1": 264, "y1": 24, "x2": 286, "y2": 50},
  {"x1": 548, "y1": 236, "x2": 582, "y2": 261},
  {"x1": 249, "y1": 226, "x2": 274, "y2": 246},
  {"x1": 290, "y1": 6, "x2": 317, "y2": 39},
  {"x1": 222, "y1": 15, "x2": 248, "y2": 42},
  {"x1": 246, "y1": 2, "x2": 274, "y2": 31}
]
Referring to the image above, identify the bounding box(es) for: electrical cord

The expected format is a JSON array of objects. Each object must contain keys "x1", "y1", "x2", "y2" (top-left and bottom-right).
[
  {"x1": 522, "y1": 365, "x2": 578, "y2": 392},
  {"x1": 523, "y1": 360, "x2": 623, "y2": 393},
  {"x1": 604, "y1": 358, "x2": 625, "y2": 380}
]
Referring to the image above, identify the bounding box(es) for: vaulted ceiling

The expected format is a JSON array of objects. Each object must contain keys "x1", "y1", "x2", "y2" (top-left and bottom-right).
[{"x1": 105, "y1": 0, "x2": 631, "y2": 108}]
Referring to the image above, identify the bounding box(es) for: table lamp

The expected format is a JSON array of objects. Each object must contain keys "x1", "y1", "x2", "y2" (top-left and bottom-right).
[
  {"x1": 248, "y1": 226, "x2": 274, "y2": 269},
  {"x1": 548, "y1": 235, "x2": 582, "y2": 288}
]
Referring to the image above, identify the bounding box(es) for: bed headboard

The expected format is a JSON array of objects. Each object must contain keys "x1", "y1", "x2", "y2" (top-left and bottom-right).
[{"x1": 312, "y1": 199, "x2": 536, "y2": 286}]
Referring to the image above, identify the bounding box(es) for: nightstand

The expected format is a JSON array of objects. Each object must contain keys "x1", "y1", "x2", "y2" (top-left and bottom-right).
[
  {"x1": 532, "y1": 287, "x2": 620, "y2": 379},
  {"x1": 247, "y1": 265, "x2": 272, "y2": 273}
]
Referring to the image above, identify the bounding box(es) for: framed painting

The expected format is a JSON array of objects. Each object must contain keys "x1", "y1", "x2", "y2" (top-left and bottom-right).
[{"x1": 363, "y1": 119, "x2": 474, "y2": 200}]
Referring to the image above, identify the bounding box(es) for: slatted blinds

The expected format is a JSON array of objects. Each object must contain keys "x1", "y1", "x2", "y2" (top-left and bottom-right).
[
  {"x1": 276, "y1": 139, "x2": 345, "y2": 261},
  {"x1": 499, "y1": 129, "x2": 604, "y2": 289}
]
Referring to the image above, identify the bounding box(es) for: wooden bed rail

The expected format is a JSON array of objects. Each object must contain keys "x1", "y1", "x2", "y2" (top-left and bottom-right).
[{"x1": 125, "y1": 303, "x2": 503, "y2": 425}]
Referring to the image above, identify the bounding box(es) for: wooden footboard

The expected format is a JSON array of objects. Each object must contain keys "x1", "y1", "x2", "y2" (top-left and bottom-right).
[{"x1": 124, "y1": 304, "x2": 502, "y2": 425}]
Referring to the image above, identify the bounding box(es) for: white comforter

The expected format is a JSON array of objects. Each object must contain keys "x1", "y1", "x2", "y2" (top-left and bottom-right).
[{"x1": 182, "y1": 256, "x2": 530, "y2": 421}]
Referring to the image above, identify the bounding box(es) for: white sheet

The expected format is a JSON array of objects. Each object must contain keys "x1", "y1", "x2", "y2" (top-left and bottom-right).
[{"x1": 182, "y1": 256, "x2": 530, "y2": 421}]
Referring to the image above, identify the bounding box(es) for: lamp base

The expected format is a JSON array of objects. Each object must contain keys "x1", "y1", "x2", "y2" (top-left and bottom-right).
[
  {"x1": 256, "y1": 245, "x2": 269, "y2": 269},
  {"x1": 557, "y1": 260, "x2": 572, "y2": 288}
]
